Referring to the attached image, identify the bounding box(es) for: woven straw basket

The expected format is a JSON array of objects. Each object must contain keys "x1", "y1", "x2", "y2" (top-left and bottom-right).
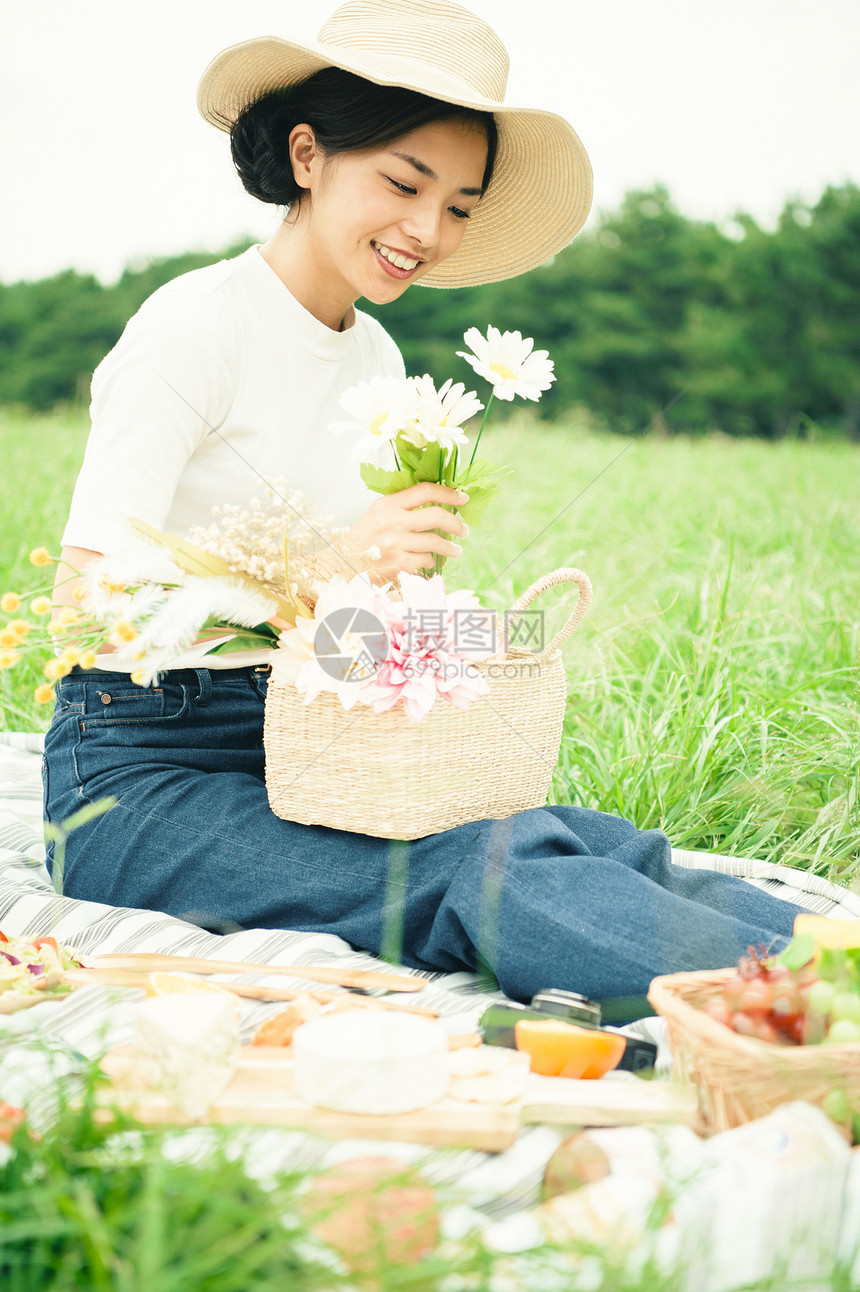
[
  {"x1": 648, "y1": 967, "x2": 860, "y2": 1137},
  {"x1": 263, "y1": 566, "x2": 592, "y2": 839}
]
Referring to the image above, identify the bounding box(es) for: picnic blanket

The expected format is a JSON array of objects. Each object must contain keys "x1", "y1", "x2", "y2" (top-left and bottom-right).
[{"x1": 2, "y1": 728, "x2": 858, "y2": 1219}]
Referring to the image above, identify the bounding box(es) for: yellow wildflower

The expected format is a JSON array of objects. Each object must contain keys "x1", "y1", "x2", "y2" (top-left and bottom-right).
[
  {"x1": 98, "y1": 576, "x2": 126, "y2": 596},
  {"x1": 8, "y1": 619, "x2": 32, "y2": 639},
  {"x1": 0, "y1": 628, "x2": 18, "y2": 649},
  {"x1": 44, "y1": 658, "x2": 72, "y2": 681},
  {"x1": 72, "y1": 586, "x2": 87, "y2": 602},
  {"x1": 55, "y1": 607, "x2": 80, "y2": 627},
  {"x1": 61, "y1": 647, "x2": 80, "y2": 666},
  {"x1": 79, "y1": 651, "x2": 97, "y2": 670},
  {"x1": 109, "y1": 620, "x2": 137, "y2": 646},
  {"x1": 29, "y1": 547, "x2": 54, "y2": 567},
  {"x1": 131, "y1": 670, "x2": 145, "y2": 685},
  {"x1": 0, "y1": 650, "x2": 18, "y2": 669},
  {"x1": 34, "y1": 683, "x2": 55, "y2": 704},
  {"x1": 0, "y1": 593, "x2": 21, "y2": 614},
  {"x1": 30, "y1": 596, "x2": 52, "y2": 616}
]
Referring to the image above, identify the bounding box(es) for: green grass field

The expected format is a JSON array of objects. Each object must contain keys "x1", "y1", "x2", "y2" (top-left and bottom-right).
[
  {"x1": 1, "y1": 406, "x2": 859, "y2": 1287},
  {"x1": 1, "y1": 407, "x2": 858, "y2": 884}
]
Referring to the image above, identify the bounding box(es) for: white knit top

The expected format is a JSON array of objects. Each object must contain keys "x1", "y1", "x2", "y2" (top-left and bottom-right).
[
  {"x1": 64, "y1": 244, "x2": 405, "y2": 551},
  {"x1": 62, "y1": 244, "x2": 405, "y2": 671}
]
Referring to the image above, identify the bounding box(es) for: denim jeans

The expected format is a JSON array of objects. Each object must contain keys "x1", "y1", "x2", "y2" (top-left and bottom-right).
[{"x1": 42, "y1": 665, "x2": 805, "y2": 1002}]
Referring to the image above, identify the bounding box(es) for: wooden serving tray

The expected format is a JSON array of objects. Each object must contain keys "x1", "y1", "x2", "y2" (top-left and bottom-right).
[
  {"x1": 99, "y1": 1045, "x2": 523, "y2": 1151},
  {"x1": 98, "y1": 1045, "x2": 699, "y2": 1151}
]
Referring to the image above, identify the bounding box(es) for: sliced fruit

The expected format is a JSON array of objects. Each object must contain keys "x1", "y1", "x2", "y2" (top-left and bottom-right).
[
  {"x1": 793, "y1": 915, "x2": 860, "y2": 951},
  {"x1": 514, "y1": 1018, "x2": 626, "y2": 1079},
  {"x1": 144, "y1": 971, "x2": 241, "y2": 1016}
]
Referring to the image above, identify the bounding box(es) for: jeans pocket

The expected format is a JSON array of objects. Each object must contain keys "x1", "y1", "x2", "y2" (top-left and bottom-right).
[
  {"x1": 74, "y1": 682, "x2": 192, "y2": 783},
  {"x1": 80, "y1": 684, "x2": 170, "y2": 724}
]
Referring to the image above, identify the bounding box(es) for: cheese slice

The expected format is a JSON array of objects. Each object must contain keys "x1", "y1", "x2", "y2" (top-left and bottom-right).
[
  {"x1": 448, "y1": 1046, "x2": 531, "y2": 1105},
  {"x1": 134, "y1": 993, "x2": 240, "y2": 1119}
]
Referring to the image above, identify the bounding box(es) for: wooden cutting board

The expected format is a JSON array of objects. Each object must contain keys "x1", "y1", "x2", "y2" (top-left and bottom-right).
[{"x1": 98, "y1": 1045, "x2": 699, "y2": 1151}]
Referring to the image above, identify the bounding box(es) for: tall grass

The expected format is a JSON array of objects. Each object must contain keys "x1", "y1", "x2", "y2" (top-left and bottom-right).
[
  {"x1": 1, "y1": 408, "x2": 857, "y2": 882},
  {"x1": 458, "y1": 419, "x2": 860, "y2": 886},
  {"x1": 2, "y1": 1057, "x2": 856, "y2": 1291},
  {"x1": 0, "y1": 409, "x2": 90, "y2": 728}
]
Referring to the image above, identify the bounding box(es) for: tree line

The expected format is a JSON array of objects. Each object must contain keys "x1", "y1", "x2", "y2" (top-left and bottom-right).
[{"x1": 1, "y1": 182, "x2": 857, "y2": 438}]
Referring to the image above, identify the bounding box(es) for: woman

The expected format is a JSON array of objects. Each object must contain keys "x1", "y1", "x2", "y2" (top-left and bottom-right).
[{"x1": 44, "y1": 0, "x2": 804, "y2": 1003}]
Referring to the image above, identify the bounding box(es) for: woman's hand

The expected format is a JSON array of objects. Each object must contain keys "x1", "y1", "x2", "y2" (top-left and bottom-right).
[{"x1": 348, "y1": 483, "x2": 470, "y2": 583}]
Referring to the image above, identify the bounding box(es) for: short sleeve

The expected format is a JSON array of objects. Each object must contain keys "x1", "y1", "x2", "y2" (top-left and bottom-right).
[{"x1": 62, "y1": 284, "x2": 239, "y2": 555}]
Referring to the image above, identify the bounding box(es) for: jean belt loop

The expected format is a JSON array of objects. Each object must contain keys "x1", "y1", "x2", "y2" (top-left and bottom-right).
[{"x1": 193, "y1": 668, "x2": 212, "y2": 706}]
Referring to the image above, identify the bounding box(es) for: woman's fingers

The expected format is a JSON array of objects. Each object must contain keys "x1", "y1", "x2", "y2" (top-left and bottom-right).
[
  {"x1": 404, "y1": 533, "x2": 463, "y2": 559},
  {"x1": 351, "y1": 483, "x2": 471, "y2": 581},
  {"x1": 398, "y1": 482, "x2": 470, "y2": 511},
  {"x1": 399, "y1": 504, "x2": 469, "y2": 538}
]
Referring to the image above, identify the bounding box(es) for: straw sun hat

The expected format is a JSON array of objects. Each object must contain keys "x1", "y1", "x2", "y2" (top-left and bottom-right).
[{"x1": 197, "y1": 0, "x2": 593, "y2": 288}]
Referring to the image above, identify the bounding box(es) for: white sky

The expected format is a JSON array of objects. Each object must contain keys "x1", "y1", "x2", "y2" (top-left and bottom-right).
[{"x1": 1, "y1": 0, "x2": 858, "y2": 284}]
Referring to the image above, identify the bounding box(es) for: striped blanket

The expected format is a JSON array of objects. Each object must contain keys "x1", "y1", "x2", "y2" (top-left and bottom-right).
[{"x1": 1, "y1": 729, "x2": 858, "y2": 1217}]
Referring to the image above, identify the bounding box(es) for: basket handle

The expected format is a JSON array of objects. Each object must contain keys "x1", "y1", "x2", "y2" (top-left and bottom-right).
[{"x1": 505, "y1": 567, "x2": 593, "y2": 662}]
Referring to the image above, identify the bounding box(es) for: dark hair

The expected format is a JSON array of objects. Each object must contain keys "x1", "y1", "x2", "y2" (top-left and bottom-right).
[{"x1": 230, "y1": 67, "x2": 497, "y2": 208}]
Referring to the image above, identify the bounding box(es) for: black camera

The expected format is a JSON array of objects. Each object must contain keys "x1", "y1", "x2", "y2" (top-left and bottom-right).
[{"x1": 478, "y1": 987, "x2": 657, "y2": 1074}]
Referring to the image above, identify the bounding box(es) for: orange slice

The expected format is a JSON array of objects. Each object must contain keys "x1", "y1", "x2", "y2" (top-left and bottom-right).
[
  {"x1": 515, "y1": 1018, "x2": 626, "y2": 1079},
  {"x1": 144, "y1": 971, "x2": 241, "y2": 1016}
]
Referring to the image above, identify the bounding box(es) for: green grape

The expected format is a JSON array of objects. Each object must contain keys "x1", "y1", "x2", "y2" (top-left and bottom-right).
[
  {"x1": 824, "y1": 1018, "x2": 860, "y2": 1045},
  {"x1": 807, "y1": 979, "x2": 836, "y2": 1016},
  {"x1": 831, "y1": 991, "x2": 860, "y2": 1024},
  {"x1": 818, "y1": 948, "x2": 847, "y2": 981},
  {"x1": 822, "y1": 1088, "x2": 851, "y2": 1124}
]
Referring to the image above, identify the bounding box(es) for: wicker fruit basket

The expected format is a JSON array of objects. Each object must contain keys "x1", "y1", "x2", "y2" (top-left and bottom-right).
[
  {"x1": 263, "y1": 566, "x2": 591, "y2": 839},
  {"x1": 648, "y1": 967, "x2": 860, "y2": 1136}
]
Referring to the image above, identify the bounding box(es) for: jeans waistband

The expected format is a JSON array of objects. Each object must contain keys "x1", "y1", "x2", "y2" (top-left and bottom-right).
[{"x1": 62, "y1": 663, "x2": 271, "y2": 686}]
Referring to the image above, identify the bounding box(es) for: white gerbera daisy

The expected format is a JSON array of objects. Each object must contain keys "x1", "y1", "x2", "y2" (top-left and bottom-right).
[
  {"x1": 330, "y1": 375, "x2": 421, "y2": 468},
  {"x1": 457, "y1": 325, "x2": 556, "y2": 402},
  {"x1": 271, "y1": 572, "x2": 391, "y2": 711},
  {"x1": 400, "y1": 375, "x2": 483, "y2": 452}
]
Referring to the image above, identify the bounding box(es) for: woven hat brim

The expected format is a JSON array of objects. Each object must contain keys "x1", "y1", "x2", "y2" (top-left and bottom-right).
[{"x1": 197, "y1": 36, "x2": 593, "y2": 289}]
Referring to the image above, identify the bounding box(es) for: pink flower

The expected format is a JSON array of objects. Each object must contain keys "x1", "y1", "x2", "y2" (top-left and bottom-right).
[{"x1": 359, "y1": 572, "x2": 499, "y2": 722}]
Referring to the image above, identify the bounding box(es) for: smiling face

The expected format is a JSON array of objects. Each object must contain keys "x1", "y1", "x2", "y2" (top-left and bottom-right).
[{"x1": 283, "y1": 116, "x2": 489, "y2": 326}]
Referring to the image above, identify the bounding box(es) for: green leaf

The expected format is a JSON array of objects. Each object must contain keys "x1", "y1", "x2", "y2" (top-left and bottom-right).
[
  {"x1": 456, "y1": 456, "x2": 514, "y2": 488},
  {"x1": 359, "y1": 463, "x2": 418, "y2": 494},
  {"x1": 199, "y1": 617, "x2": 279, "y2": 640},
  {"x1": 451, "y1": 457, "x2": 514, "y2": 526},
  {"x1": 204, "y1": 633, "x2": 276, "y2": 655},
  {"x1": 200, "y1": 619, "x2": 280, "y2": 655},
  {"x1": 414, "y1": 442, "x2": 443, "y2": 483},
  {"x1": 452, "y1": 483, "x2": 502, "y2": 527},
  {"x1": 778, "y1": 933, "x2": 817, "y2": 971},
  {"x1": 395, "y1": 438, "x2": 425, "y2": 471}
]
